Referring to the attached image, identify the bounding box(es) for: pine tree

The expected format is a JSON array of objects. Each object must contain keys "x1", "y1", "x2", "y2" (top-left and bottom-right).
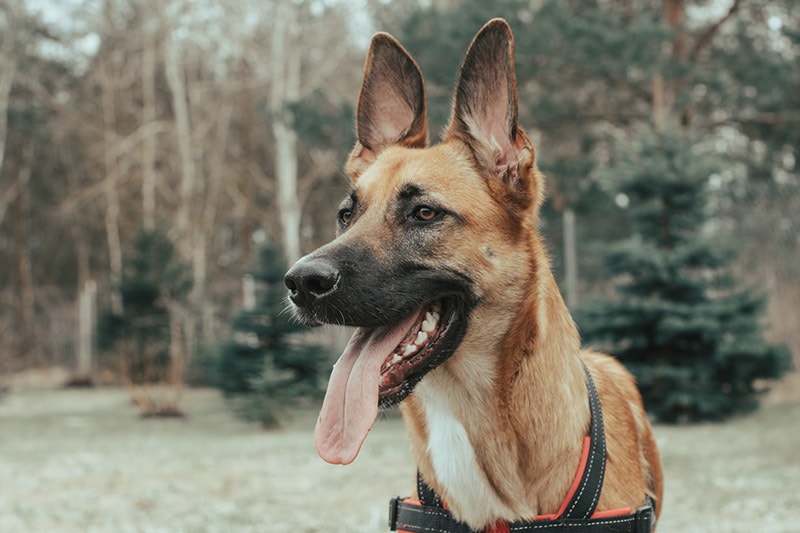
[
  {"x1": 95, "y1": 228, "x2": 192, "y2": 417},
  {"x1": 576, "y1": 128, "x2": 790, "y2": 422},
  {"x1": 214, "y1": 244, "x2": 329, "y2": 428},
  {"x1": 97, "y1": 228, "x2": 192, "y2": 385}
]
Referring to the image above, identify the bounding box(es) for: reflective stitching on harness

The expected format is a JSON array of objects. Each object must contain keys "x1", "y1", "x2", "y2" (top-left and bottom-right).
[
  {"x1": 583, "y1": 371, "x2": 606, "y2": 518},
  {"x1": 565, "y1": 364, "x2": 606, "y2": 520},
  {"x1": 565, "y1": 436, "x2": 596, "y2": 519},
  {"x1": 586, "y1": 431, "x2": 606, "y2": 517},
  {"x1": 508, "y1": 517, "x2": 636, "y2": 531},
  {"x1": 394, "y1": 502, "x2": 458, "y2": 533}
]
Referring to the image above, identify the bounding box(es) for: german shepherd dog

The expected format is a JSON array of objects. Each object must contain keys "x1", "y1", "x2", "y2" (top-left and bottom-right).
[{"x1": 285, "y1": 18, "x2": 663, "y2": 531}]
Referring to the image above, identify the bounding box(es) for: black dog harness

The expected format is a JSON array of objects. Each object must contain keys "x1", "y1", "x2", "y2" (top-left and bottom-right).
[{"x1": 389, "y1": 364, "x2": 656, "y2": 533}]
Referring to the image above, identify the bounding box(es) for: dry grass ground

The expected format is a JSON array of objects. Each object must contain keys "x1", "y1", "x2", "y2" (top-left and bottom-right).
[{"x1": 1, "y1": 371, "x2": 798, "y2": 532}]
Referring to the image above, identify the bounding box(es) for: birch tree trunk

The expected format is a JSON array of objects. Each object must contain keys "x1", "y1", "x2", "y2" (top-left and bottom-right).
[
  {"x1": 99, "y1": 33, "x2": 124, "y2": 315},
  {"x1": 77, "y1": 280, "x2": 97, "y2": 381},
  {"x1": 270, "y1": 0, "x2": 302, "y2": 263},
  {"x1": 163, "y1": 37, "x2": 196, "y2": 248},
  {"x1": 163, "y1": 33, "x2": 204, "y2": 350},
  {"x1": 562, "y1": 207, "x2": 578, "y2": 309}
]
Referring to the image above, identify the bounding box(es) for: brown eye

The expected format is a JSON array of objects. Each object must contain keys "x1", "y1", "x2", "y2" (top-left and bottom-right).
[
  {"x1": 414, "y1": 206, "x2": 438, "y2": 222},
  {"x1": 338, "y1": 208, "x2": 353, "y2": 226}
]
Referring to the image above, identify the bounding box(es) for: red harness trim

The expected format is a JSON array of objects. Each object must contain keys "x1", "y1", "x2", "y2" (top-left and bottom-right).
[{"x1": 397, "y1": 436, "x2": 633, "y2": 533}]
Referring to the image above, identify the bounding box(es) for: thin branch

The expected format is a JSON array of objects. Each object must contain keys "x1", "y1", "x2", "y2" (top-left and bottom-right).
[
  {"x1": 689, "y1": 0, "x2": 743, "y2": 61},
  {"x1": 705, "y1": 110, "x2": 800, "y2": 128},
  {"x1": 16, "y1": 73, "x2": 105, "y2": 136}
]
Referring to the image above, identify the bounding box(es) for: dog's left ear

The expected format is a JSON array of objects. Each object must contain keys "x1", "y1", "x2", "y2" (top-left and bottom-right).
[
  {"x1": 445, "y1": 19, "x2": 535, "y2": 193},
  {"x1": 345, "y1": 33, "x2": 428, "y2": 180}
]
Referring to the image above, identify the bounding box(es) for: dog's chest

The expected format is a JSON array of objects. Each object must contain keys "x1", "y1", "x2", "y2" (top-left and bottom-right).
[{"x1": 418, "y1": 383, "x2": 518, "y2": 525}]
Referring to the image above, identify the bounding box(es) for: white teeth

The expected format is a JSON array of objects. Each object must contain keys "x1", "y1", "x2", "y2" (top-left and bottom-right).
[{"x1": 384, "y1": 305, "x2": 444, "y2": 372}]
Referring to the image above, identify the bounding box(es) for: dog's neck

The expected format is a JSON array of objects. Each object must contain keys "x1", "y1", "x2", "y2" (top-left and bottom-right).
[{"x1": 399, "y1": 239, "x2": 588, "y2": 529}]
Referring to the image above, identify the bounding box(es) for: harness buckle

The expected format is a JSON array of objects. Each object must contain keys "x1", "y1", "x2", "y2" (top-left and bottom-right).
[
  {"x1": 388, "y1": 497, "x2": 401, "y2": 531},
  {"x1": 633, "y1": 501, "x2": 654, "y2": 533}
]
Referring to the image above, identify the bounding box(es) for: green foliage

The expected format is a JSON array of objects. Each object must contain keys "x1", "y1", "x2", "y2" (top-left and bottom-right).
[
  {"x1": 576, "y1": 129, "x2": 791, "y2": 422},
  {"x1": 211, "y1": 244, "x2": 330, "y2": 428},
  {"x1": 97, "y1": 228, "x2": 192, "y2": 383}
]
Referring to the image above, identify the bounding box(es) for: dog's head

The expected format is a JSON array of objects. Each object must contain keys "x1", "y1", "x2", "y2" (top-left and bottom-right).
[{"x1": 285, "y1": 19, "x2": 543, "y2": 464}]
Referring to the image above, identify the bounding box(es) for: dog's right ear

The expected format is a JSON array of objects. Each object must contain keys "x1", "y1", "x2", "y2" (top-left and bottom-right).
[{"x1": 345, "y1": 33, "x2": 428, "y2": 180}]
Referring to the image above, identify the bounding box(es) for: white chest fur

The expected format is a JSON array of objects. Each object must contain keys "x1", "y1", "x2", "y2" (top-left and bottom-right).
[{"x1": 418, "y1": 382, "x2": 518, "y2": 527}]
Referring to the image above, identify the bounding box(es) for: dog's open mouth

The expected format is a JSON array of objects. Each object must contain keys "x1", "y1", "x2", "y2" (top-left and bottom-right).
[
  {"x1": 378, "y1": 300, "x2": 451, "y2": 406},
  {"x1": 314, "y1": 298, "x2": 465, "y2": 465}
]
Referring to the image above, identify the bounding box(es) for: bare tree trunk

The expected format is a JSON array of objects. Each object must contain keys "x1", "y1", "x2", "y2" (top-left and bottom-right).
[
  {"x1": 191, "y1": 228, "x2": 206, "y2": 349},
  {"x1": 243, "y1": 274, "x2": 256, "y2": 311},
  {"x1": 141, "y1": 14, "x2": 158, "y2": 231},
  {"x1": 167, "y1": 304, "x2": 185, "y2": 408},
  {"x1": 14, "y1": 144, "x2": 35, "y2": 356},
  {"x1": 658, "y1": 0, "x2": 687, "y2": 128},
  {"x1": 270, "y1": 0, "x2": 302, "y2": 263},
  {"x1": 163, "y1": 37, "x2": 196, "y2": 249},
  {"x1": 664, "y1": 0, "x2": 687, "y2": 59},
  {"x1": 0, "y1": 4, "x2": 18, "y2": 225},
  {"x1": 563, "y1": 207, "x2": 578, "y2": 309},
  {"x1": 652, "y1": 73, "x2": 665, "y2": 132},
  {"x1": 77, "y1": 280, "x2": 97, "y2": 381},
  {"x1": 238, "y1": 87, "x2": 254, "y2": 261},
  {"x1": 198, "y1": 100, "x2": 233, "y2": 340},
  {"x1": 74, "y1": 225, "x2": 91, "y2": 286},
  {"x1": 100, "y1": 48, "x2": 124, "y2": 315},
  {"x1": 163, "y1": 34, "x2": 202, "y2": 353}
]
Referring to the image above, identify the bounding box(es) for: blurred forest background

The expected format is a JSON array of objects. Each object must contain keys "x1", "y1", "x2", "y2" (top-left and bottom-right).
[{"x1": 1, "y1": 0, "x2": 798, "y2": 421}]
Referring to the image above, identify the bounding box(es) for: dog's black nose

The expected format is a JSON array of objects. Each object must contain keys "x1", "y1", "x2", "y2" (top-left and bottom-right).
[{"x1": 284, "y1": 257, "x2": 340, "y2": 308}]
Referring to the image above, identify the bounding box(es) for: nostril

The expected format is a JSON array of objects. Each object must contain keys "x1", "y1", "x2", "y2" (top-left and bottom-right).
[
  {"x1": 307, "y1": 274, "x2": 336, "y2": 296},
  {"x1": 285, "y1": 277, "x2": 299, "y2": 293}
]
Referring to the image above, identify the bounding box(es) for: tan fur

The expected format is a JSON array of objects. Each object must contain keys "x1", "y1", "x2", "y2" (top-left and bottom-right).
[{"x1": 341, "y1": 18, "x2": 663, "y2": 530}]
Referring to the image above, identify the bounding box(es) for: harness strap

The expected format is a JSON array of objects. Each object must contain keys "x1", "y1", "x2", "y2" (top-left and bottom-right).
[
  {"x1": 390, "y1": 499, "x2": 474, "y2": 533},
  {"x1": 389, "y1": 363, "x2": 655, "y2": 533},
  {"x1": 417, "y1": 470, "x2": 444, "y2": 508},
  {"x1": 390, "y1": 498, "x2": 654, "y2": 532},
  {"x1": 564, "y1": 362, "x2": 606, "y2": 520}
]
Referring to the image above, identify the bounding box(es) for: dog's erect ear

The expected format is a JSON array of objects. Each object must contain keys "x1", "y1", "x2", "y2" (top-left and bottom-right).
[
  {"x1": 445, "y1": 19, "x2": 533, "y2": 188},
  {"x1": 345, "y1": 33, "x2": 427, "y2": 180}
]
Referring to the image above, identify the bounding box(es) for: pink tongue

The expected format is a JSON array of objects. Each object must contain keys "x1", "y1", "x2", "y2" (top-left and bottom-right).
[{"x1": 315, "y1": 312, "x2": 420, "y2": 464}]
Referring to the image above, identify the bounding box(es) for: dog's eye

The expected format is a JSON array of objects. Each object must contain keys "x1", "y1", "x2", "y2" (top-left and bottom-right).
[
  {"x1": 413, "y1": 206, "x2": 439, "y2": 222},
  {"x1": 338, "y1": 208, "x2": 353, "y2": 226}
]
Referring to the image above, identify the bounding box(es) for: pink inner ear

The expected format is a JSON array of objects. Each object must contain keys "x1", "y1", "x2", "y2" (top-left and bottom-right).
[
  {"x1": 374, "y1": 98, "x2": 415, "y2": 148},
  {"x1": 477, "y1": 99, "x2": 519, "y2": 183},
  {"x1": 459, "y1": 83, "x2": 520, "y2": 183},
  {"x1": 494, "y1": 143, "x2": 519, "y2": 184}
]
